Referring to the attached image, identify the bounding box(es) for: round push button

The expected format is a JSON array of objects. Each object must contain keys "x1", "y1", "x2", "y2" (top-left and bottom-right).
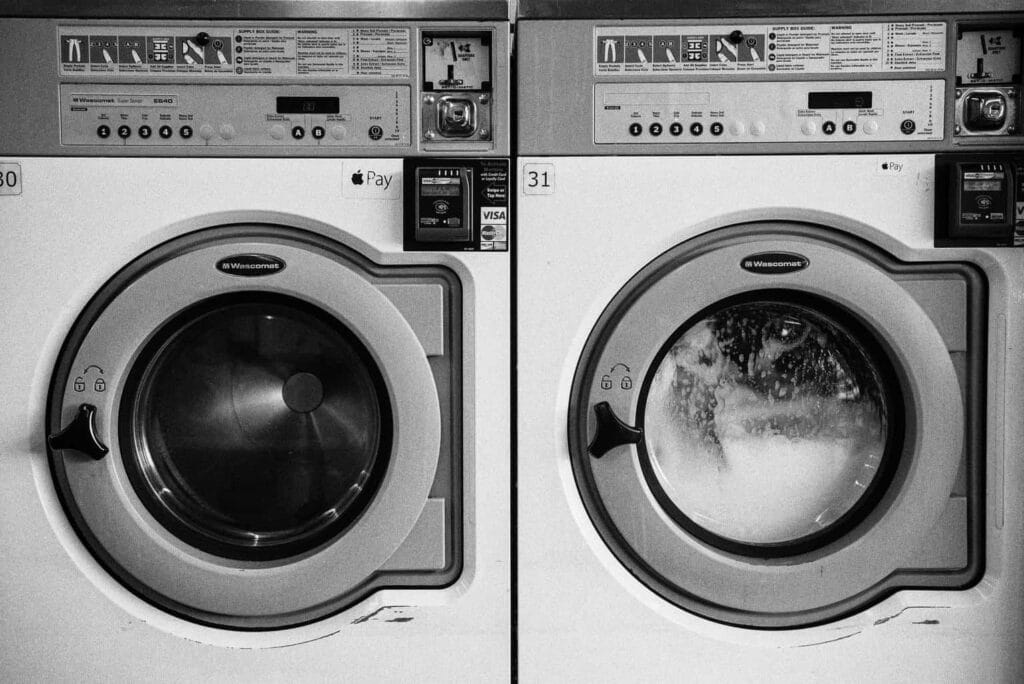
[
  {"x1": 97, "y1": 124, "x2": 111, "y2": 139},
  {"x1": 138, "y1": 125, "x2": 152, "y2": 139},
  {"x1": 368, "y1": 125, "x2": 384, "y2": 141},
  {"x1": 801, "y1": 121, "x2": 817, "y2": 136},
  {"x1": 330, "y1": 125, "x2": 347, "y2": 140},
  {"x1": 900, "y1": 119, "x2": 916, "y2": 135},
  {"x1": 269, "y1": 124, "x2": 286, "y2": 140},
  {"x1": 312, "y1": 125, "x2": 326, "y2": 140},
  {"x1": 843, "y1": 121, "x2": 857, "y2": 135},
  {"x1": 690, "y1": 122, "x2": 703, "y2": 136},
  {"x1": 822, "y1": 121, "x2": 837, "y2": 135},
  {"x1": 219, "y1": 124, "x2": 236, "y2": 140},
  {"x1": 864, "y1": 120, "x2": 879, "y2": 135},
  {"x1": 750, "y1": 121, "x2": 766, "y2": 136},
  {"x1": 179, "y1": 125, "x2": 193, "y2": 139},
  {"x1": 669, "y1": 122, "x2": 683, "y2": 136},
  {"x1": 199, "y1": 124, "x2": 215, "y2": 140},
  {"x1": 729, "y1": 121, "x2": 745, "y2": 136},
  {"x1": 291, "y1": 126, "x2": 305, "y2": 140},
  {"x1": 628, "y1": 122, "x2": 643, "y2": 137},
  {"x1": 117, "y1": 125, "x2": 131, "y2": 139},
  {"x1": 158, "y1": 125, "x2": 173, "y2": 139},
  {"x1": 649, "y1": 122, "x2": 663, "y2": 136},
  {"x1": 710, "y1": 122, "x2": 724, "y2": 136}
]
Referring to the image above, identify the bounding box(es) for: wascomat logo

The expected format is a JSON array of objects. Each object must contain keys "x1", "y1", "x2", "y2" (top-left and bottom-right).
[
  {"x1": 740, "y1": 252, "x2": 810, "y2": 275},
  {"x1": 216, "y1": 254, "x2": 286, "y2": 277}
]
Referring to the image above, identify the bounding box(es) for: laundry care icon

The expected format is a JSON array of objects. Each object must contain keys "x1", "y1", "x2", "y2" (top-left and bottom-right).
[
  {"x1": 88, "y1": 35, "x2": 118, "y2": 66},
  {"x1": 597, "y1": 36, "x2": 624, "y2": 63},
  {"x1": 61, "y1": 35, "x2": 87, "y2": 63},
  {"x1": 624, "y1": 37, "x2": 653, "y2": 64},
  {"x1": 176, "y1": 37, "x2": 205, "y2": 65}
]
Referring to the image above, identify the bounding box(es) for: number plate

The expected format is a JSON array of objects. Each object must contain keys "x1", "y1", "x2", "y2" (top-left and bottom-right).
[
  {"x1": 522, "y1": 163, "x2": 554, "y2": 195},
  {"x1": 0, "y1": 163, "x2": 22, "y2": 196}
]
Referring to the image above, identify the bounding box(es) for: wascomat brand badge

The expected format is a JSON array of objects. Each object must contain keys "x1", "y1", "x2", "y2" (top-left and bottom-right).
[
  {"x1": 216, "y1": 254, "x2": 286, "y2": 276},
  {"x1": 741, "y1": 252, "x2": 810, "y2": 274}
]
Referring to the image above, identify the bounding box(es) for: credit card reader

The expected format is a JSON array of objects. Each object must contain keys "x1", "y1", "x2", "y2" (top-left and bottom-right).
[{"x1": 415, "y1": 167, "x2": 473, "y2": 242}]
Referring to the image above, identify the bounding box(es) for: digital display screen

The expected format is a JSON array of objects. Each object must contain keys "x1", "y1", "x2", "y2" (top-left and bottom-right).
[
  {"x1": 807, "y1": 91, "x2": 873, "y2": 109},
  {"x1": 276, "y1": 97, "x2": 340, "y2": 114},
  {"x1": 421, "y1": 184, "x2": 460, "y2": 197},
  {"x1": 964, "y1": 180, "x2": 1002, "y2": 191}
]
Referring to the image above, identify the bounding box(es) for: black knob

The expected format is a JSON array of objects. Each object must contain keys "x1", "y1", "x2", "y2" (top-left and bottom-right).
[
  {"x1": 195, "y1": 32, "x2": 211, "y2": 46},
  {"x1": 48, "y1": 404, "x2": 108, "y2": 460},
  {"x1": 729, "y1": 30, "x2": 744, "y2": 45},
  {"x1": 588, "y1": 401, "x2": 643, "y2": 458}
]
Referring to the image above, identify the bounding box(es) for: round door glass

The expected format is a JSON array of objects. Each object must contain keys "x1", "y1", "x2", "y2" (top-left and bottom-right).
[
  {"x1": 643, "y1": 299, "x2": 896, "y2": 549},
  {"x1": 121, "y1": 293, "x2": 392, "y2": 560}
]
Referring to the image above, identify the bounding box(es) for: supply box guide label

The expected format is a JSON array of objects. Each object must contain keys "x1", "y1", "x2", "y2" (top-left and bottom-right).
[
  {"x1": 59, "y1": 26, "x2": 410, "y2": 79},
  {"x1": 594, "y1": 22, "x2": 946, "y2": 76}
]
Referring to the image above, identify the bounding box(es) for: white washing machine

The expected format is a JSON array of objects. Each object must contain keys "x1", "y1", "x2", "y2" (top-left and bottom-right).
[
  {"x1": 516, "y1": 2, "x2": 1024, "y2": 681},
  {"x1": 0, "y1": 1, "x2": 511, "y2": 680}
]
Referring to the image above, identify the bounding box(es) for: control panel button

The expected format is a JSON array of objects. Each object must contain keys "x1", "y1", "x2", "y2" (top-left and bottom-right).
[
  {"x1": 368, "y1": 125, "x2": 384, "y2": 141},
  {"x1": 843, "y1": 121, "x2": 857, "y2": 134},
  {"x1": 710, "y1": 122, "x2": 724, "y2": 136},
  {"x1": 750, "y1": 122, "x2": 766, "y2": 136},
  {"x1": 649, "y1": 122, "x2": 663, "y2": 136},
  {"x1": 900, "y1": 119, "x2": 916, "y2": 135},
  {"x1": 270, "y1": 124, "x2": 286, "y2": 140},
  {"x1": 96, "y1": 124, "x2": 111, "y2": 139},
  {"x1": 219, "y1": 124, "x2": 236, "y2": 140},
  {"x1": 822, "y1": 121, "x2": 837, "y2": 135},
  {"x1": 138, "y1": 125, "x2": 152, "y2": 139},
  {"x1": 801, "y1": 121, "x2": 817, "y2": 136},
  {"x1": 669, "y1": 122, "x2": 683, "y2": 136},
  {"x1": 864, "y1": 120, "x2": 879, "y2": 135},
  {"x1": 159, "y1": 125, "x2": 173, "y2": 139},
  {"x1": 729, "y1": 121, "x2": 745, "y2": 136},
  {"x1": 117, "y1": 125, "x2": 131, "y2": 139},
  {"x1": 199, "y1": 124, "x2": 215, "y2": 140},
  {"x1": 330, "y1": 125, "x2": 347, "y2": 140},
  {"x1": 690, "y1": 122, "x2": 703, "y2": 136},
  {"x1": 180, "y1": 125, "x2": 193, "y2": 139},
  {"x1": 312, "y1": 125, "x2": 325, "y2": 140},
  {"x1": 291, "y1": 126, "x2": 305, "y2": 140},
  {"x1": 628, "y1": 122, "x2": 643, "y2": 136}
]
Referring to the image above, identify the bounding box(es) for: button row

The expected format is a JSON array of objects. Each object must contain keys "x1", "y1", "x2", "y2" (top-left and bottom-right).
[
  {"x1": 97, "y1": 124, "x2": 193, "y2": 140},
  {"x1": 629, "y1": 121, "x2": 726, "y2": 137}
]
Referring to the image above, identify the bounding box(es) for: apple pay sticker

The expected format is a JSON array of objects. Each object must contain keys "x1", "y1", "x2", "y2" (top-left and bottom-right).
[{"x1": 343, "y1": 162, "x2": 402, "y2": 199}]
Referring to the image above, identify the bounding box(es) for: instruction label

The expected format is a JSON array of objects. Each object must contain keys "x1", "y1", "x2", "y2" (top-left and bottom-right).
[
  {"x1": 595, "y1": 22, "x2": 946, "y2": 76},
  {"x1": 59, "y1": 26, "x2": 410, "y2": 79}
]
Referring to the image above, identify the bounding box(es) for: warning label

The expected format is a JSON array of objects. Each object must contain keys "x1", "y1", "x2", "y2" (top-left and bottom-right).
[
  {"x1": 59, "y1": 26, "x2": 410, "y2": 79},
  {"x1": 595, "y1": 22, "x2": 946, "y2": 76}
]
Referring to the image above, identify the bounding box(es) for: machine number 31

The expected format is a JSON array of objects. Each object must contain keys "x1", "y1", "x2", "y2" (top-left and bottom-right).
[
  {"x1": 0, "y1": 163, "x2": 22, "y2": 196},
  {"x1": 523, "y1": 163, "x2": 554, "y2": 195}
]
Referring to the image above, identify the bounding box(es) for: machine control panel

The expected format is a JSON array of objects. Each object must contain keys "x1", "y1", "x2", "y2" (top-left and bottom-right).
[
  {"x1": 936, "y1": 154, "x2": 1024, "y2": 246},
  {"x1": 60, "y1": 84, "x2": 410, "y2": 147},
  {"x1": 595, "y1": 80, "x2": 943, "y2": 144}
]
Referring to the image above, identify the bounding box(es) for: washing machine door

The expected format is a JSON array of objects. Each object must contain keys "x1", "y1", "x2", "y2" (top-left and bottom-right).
[
  {"x1": 569, "y1": 223, "x2": 983, "y2": 628},
  {"x1": 48, "y1": 226, "x2": 449, "y2": 629}
]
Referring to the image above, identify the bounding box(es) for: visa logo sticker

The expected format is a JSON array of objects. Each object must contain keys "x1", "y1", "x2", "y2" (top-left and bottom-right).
[
  {"x1": 342, "y1": 162, "x2": 401, "y2": 200},
  {"x1": 481, "y1": 206, "x2": 508, "y2": 224}
]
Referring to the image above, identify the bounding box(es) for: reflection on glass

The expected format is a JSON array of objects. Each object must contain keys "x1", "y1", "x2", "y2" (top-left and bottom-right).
[
  {"x1": 129, "y1": 298, "x2": 388, "y2": 553},
  {"x1": 644, "y1": 301, "x2": 889, "y2": 546}
]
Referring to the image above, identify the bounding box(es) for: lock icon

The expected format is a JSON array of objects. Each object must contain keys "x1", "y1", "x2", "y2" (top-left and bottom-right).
[
  {"x1": 94, "y1": 378, "x2": 106, "y2": 392},
  {"x1": 73, "y1": 377, "x2": 85, "y2": 392},
  {"x1": 620, "y1": 376, "x2": 633, "y2": 390},
  {"x1": 601, "y1": 375, "x2": 612, "y2": 390}
]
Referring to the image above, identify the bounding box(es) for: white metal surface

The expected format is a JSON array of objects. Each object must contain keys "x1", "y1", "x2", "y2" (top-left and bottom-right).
[
  {"x1": 516, "y1": 154, "x2": 1024, "y2": 681},
  {"x1": 0, "y1": 157, "x2": 510, "y2": 681}
]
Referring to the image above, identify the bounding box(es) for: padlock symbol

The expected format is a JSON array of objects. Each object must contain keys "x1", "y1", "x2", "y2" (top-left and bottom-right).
[
  {"x1": 73, "y1": 377, "x2": 85, "y2": 392},
  {"x1": 94, "y1": 378, "x2": 106, "y2": 392},
  {"x1": 601, "y1": 375, "x2": 612, "y2": 390},
  {"x1": 620, "y1": 376, "x2": 632, "y2": 390}
]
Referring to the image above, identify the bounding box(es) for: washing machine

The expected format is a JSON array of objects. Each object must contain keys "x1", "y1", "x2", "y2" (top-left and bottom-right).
[
  {"x1": 517, "y1": 1, "x2": 1024, "y2": 680},
  {"x1": 0, "y1": 1, "x2": 511, "y2": 680}
]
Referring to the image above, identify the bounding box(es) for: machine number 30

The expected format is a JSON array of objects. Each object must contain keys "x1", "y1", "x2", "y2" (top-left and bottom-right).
[
  {"x1": 0, "y1": 163, "x2": 22, "y2": 196},
  {"x1": 523, "y1": 163, "x2": 554, "y2": 195}
]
